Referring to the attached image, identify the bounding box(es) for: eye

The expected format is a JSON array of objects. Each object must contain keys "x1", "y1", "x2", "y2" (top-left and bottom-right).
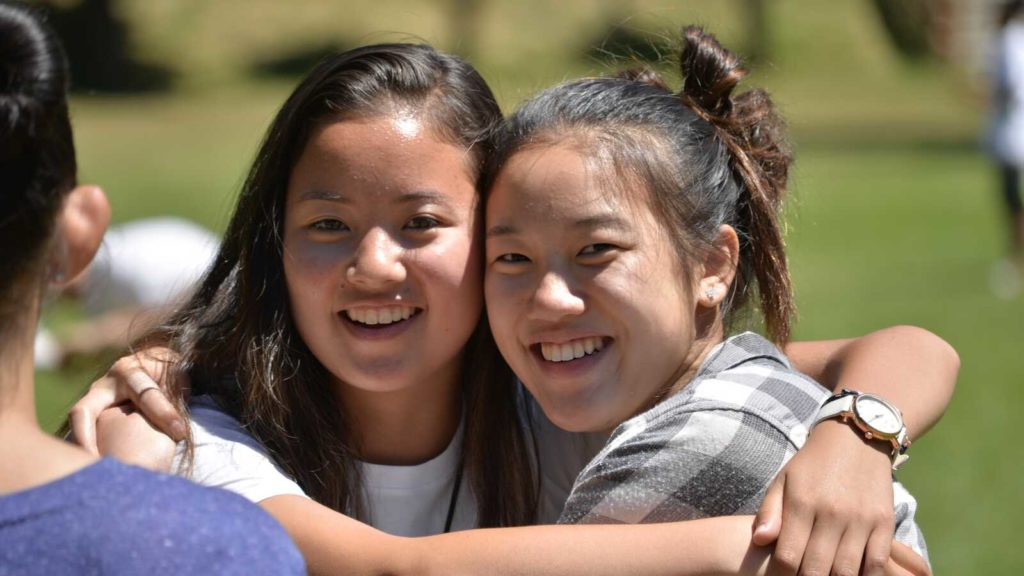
[
  {"x1": 310, "y1": 218, "x2": 349, "y2": 232},
  {"x1": 578, "y1": 243, "x2": 616, "y2": 256},
  {"x1": 405, "y1": 215, "x2": 442, "y2": 231},
  {"x1": 496, "y1": 253, "x2": 530, "y2": 264}
]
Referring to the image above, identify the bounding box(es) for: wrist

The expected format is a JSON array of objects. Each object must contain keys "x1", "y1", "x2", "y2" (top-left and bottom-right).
[
  {"x1": 809, "y1": 419, "x2": 892, "y2": 465},
  {"x1": 813, "y1": 389, "x2": 911, "y2": 471}
]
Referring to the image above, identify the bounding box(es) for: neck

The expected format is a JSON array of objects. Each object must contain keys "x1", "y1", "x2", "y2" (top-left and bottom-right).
[
  {"x1": 661, "y1": 317, "x2": 728, "y2": 407},
  {"x1": 0, "y1": 306, "x2": 98, "y2": 494},
  {"x1": 0, "y1": 311, "x2": 42, "y2": 432},
  {"x1": 336, "y1": 361, "x2": 463, "y2": 466}
]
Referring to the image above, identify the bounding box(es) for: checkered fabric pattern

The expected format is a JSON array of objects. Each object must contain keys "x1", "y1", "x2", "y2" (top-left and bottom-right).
[{"x1": 557, "y1": 332, "x2": 928, "y2": 561}]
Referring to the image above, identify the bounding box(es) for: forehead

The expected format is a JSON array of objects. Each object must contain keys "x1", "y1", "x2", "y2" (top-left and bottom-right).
[
  {"x1": 288, "y1": 114, "x2": 476, "y2": 203},
  {"x1": 488, "y1": 142, "x2": 638, "y2": 222}
]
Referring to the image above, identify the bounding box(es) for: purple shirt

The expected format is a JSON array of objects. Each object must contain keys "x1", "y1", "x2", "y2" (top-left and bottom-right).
[{"x1": 0, "y1": 458, "x2": 304, "y2": 575}]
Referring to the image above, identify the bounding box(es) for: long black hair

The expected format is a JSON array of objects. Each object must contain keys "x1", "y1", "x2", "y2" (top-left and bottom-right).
[
  {"x1": 0, "y1": 0, "x2": 75, "y2": 332},
  {"x1": 150, "y1": 44, "x2": 537, "y2": 526}
]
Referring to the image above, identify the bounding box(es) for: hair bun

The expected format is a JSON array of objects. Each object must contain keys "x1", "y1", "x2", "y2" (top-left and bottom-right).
[{"x1": 678, "y1": 25, "x2": 746, "y2": 116}]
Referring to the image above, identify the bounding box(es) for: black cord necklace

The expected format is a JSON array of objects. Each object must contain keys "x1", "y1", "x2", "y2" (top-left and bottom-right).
[{"x1": 443, "y1": 461, "x2": 464, "y2": 533}]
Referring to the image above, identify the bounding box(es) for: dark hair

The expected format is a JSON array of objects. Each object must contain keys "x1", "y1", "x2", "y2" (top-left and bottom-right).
[
  {"x1": 0, "y1": 1, "x2": 75, "y2": 328},
  {"x1": 149, "y1": 44, "x2": 537, "y2": 527},
  {"x1": 1001, "y1": 0, "x2": 1024, "y2": 28},
  {"x1": 484, "y1": 25, "x2": 794, "y2": 343}
]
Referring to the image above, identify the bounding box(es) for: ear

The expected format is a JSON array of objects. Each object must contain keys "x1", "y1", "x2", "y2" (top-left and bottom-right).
[
  {"x1": 696, "y1": 224, "x2": 739, "y2": 309},
  {"x1": 50, "y1": 185, "x2": 111, "y2": 287}
]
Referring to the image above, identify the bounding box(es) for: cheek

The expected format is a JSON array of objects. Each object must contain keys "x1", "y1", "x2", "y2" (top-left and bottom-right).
[
  {"x1": 414, "y1": 228, "x2": 483, "y2": 319},
  {"x1": 282, "y1": 234, "x2": 345, "y2": 315}
]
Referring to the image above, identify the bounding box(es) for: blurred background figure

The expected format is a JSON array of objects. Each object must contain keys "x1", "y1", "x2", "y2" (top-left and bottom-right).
[
  {"x1": 987, "y1": 0, "x2": 1024, "y2": 298},
  {"x1": 35, "y1": 217, "x2": 219, "y2": 369}
]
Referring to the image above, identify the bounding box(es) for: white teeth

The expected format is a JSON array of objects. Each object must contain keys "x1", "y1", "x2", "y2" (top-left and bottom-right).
[
  {"x1": 345, "y1": 306, "x2": 415, "y2": 326},
  {"x1": 540, "y1": 337, "x2": 605, "y2": 362}
]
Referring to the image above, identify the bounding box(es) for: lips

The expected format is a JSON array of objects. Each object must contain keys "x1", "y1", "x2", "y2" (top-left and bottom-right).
[
  {"x1": 344, "y1": 305, "x2": 418, "y2": 326},
  {"x1": 538, "y1": 336, "x2": 605, "y2": 362}
]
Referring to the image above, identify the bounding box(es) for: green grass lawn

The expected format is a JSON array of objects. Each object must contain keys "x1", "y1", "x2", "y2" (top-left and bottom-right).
[{"x1": 31, "y1": 0, "x2": 1023, "y2": 573}]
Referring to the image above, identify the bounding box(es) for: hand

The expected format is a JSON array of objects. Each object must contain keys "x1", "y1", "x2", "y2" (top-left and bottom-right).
[
  {"x1": 68, "y1": 347, "x2": 189, "y2": 454},
  {"x1": 752, "y1": 419, "x2": 895, "y2": 576},
  {"x1": 96, "y1": 404, "x2": 177, "y2": 472}
]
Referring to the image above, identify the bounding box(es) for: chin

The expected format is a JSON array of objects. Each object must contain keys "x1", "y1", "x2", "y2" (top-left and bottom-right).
[{"x1": 540, "y1": 400, "x2": 615, "y2": 433}]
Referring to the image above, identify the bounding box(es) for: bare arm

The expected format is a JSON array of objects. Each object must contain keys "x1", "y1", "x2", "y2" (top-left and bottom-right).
[
  {"x1": 752, "y1": 326, "x2": 956, "y2": 575},
  {"x1": 784, "y1": 325, "x2": 958, "y2": 437},
  {"x1": 263, "y1": 495, "x2": 769, "y2": 576}
]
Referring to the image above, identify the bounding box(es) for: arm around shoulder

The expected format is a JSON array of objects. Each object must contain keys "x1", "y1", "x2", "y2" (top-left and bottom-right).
[{"x1": 784, "y1": 325, "x2": 959, "y2": 437}]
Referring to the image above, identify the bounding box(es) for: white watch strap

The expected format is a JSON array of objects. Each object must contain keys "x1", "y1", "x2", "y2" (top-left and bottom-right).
[{"x1": 814, "y1": 394, "x2": 855, "y2": 426}]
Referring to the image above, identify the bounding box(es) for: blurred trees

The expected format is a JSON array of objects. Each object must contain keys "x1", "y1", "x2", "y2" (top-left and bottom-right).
[
  {"x1": 39, "y1": 0, "x2": 173, "y2": 93},
  {"x1": 870, "y1": 0, "x2": 935, "y2": 60}
]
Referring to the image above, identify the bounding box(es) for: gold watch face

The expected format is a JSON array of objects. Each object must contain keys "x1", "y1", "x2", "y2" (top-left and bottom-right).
[{"x1": 853, "y1": 394, "x2": 903, "y2": 437}]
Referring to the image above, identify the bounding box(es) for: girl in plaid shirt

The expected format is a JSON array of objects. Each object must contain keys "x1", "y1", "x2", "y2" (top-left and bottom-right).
[{"x1": 484, "y1": 25, "x2": 941, "y2": 576}]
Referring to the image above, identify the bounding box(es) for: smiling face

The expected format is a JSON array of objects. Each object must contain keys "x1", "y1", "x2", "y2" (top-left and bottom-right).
[
  {"x1": 283, "y1": 113, "x2": 482, "y2": 396},
  {"x1": 485, "y1": 142, "x2": 721, "y2": 433}
]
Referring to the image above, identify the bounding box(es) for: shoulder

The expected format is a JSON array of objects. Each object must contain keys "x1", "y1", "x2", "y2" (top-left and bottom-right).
[
  {"x1": 655, "y1": 332, "x2": 830, "y2": 448},
  {"x1": 559, "y1": 335, "x2": 829, "y2": 524},
  {"x1": 81, "y1": 460, "x2": 306, "y2": 575},
  {"x1": 178, "y1": 396, "x2": 307, "y2": 503}
]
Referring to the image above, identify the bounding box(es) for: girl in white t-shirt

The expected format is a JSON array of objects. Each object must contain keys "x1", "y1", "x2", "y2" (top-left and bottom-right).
[{"x1": 71, "y1": 42, "x2": 951, "y2": 575}]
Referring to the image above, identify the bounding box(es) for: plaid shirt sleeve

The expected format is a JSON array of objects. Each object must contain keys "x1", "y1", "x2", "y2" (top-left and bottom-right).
[{"x1": 557, "y1": 395, "x2": 800, "y2": 524}]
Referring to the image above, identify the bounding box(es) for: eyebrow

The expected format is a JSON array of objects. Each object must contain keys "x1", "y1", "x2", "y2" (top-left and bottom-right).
[
  {"x1": 486, "y1": 213, "x2": 630, "y2": 239},
  {"x1": 295, "y1": 189, "x2": 454, "y2": 208},
  {"x1": 296, "y1": 189, "x2": 351, "y2": 203}
]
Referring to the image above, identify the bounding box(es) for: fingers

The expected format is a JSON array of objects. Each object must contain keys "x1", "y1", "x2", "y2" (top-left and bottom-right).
[
  {"x1": 752, "y1": 472, "x2": 784, "y2": 546},
  {"x1": 785, "y1": 518, "x2": 842, "y2": 576},
  {"x1": 861, "y1": 510, "x2": 895, "y2": 576},
  {"x1": 888, "y1": 542, "x2": 931, "y2": 576},
  {"x1": 68, "y1": 378, "x2": 122, "y2": 454},
  {"x1": 882, "y1": 558, "x2": 912, "y2": 576},
  {"x1": 830, "y1": 526, "x2": 870, "y2": 576},
  {"x1": 114, "y1": 352, "x2": 187, "y2": 441},
  {"x1": 137, "y1": 387, "x2": 187, "y2": 441},
  {"x1": 766, "y1": 497, "x2": 812, "y2": 576}
]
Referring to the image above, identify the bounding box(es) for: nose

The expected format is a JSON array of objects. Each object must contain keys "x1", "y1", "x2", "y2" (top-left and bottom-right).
[
  {"x1": 527, "y1": 270, "x2": 585, "y2": 322},
  {"x1": 347, "y1": 227, "x2": 406, "y2": 288}
]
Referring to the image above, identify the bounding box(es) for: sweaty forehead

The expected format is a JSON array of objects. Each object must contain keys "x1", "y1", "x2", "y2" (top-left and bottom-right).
[{"x1": 288, "y1": 114, "x2": 477, "y2": 204}]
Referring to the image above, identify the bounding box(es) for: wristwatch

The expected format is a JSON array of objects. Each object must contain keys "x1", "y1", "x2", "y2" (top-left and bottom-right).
[{"x1": 814, "y1": 389, "x2": 911, "y2": 471}]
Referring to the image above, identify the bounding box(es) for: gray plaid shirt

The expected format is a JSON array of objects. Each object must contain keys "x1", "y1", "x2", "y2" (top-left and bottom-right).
[{"x1": 557, "y1": 332, "x2": 928, "y2": 561}]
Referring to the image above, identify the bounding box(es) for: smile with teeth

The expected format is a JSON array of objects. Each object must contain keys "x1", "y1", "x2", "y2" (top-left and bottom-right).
[
  {"x1": 345, "y1": 305, "x2": 417, "y2": 326},
  {"x1": 539, "y1": 337, "x2": 605, "y2": 363}
]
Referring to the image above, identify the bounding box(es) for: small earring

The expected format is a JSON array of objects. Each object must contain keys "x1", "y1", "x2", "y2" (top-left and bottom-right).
[
  {"x1": 704, "y1": 287, "x2": 717, "y2": 301},
  {"x1": 49, "y1": 265, "x2": 65, "y2": 284}
]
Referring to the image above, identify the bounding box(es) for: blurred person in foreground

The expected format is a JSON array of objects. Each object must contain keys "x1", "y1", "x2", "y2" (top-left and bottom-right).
[
  {"x1": 988, "y1": 0, "x2": 1024, "y2": 298},
  {"x1": 0, "y1": 2, "x2": 303, "y2": 573}
]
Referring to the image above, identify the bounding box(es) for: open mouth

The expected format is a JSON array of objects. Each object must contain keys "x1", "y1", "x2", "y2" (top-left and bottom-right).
[
  {"x1": 343, "y1": 305, "x2": 420, "y2": 328},
  {"x1": 537, "y1": 337, "x2": 606, "y2": 363}
]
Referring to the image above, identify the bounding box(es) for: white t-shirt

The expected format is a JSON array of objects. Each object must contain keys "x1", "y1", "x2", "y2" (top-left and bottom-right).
[{"x1": 178, "y1": 394, "x2": 606, "y2": 536}]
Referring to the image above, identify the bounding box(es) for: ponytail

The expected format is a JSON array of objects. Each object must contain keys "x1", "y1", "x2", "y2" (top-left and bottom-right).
[{"x1": 677, "y1": 25, "x2": 794, "y2": 343}]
